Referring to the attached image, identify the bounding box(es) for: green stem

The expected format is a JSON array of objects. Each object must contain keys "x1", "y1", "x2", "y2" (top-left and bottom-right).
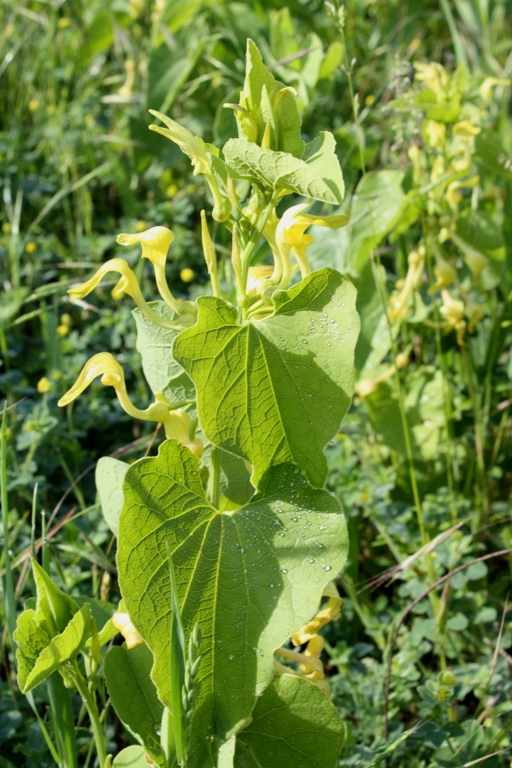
[
  {"x1": 425, "y1": 242, "x2": 457, "y2": 519},
  {"x1": 47, "y1": 673, "x2": 79, "y2": 768},
  {"x1": 1, "y1": 405, "x2": 16, "y2": 651},
  {"x1": 460, "y1": 346, "x2": 489, "y2": 530},
  {"x1": 240, "y1": 191, "x2": 279, "y2": 299},
  {"x1": 70, "y1": 662, "x2": 107, "y2": 768},
  {"x1": 370, "y1": 254, "x2": 440, "y2": 616},
  {"x1": 208, "y1": 447, "x2": 222, "y2": 510}
]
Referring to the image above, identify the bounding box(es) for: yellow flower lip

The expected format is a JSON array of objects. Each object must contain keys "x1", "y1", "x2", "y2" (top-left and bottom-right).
[
  {"x1": 68, "y1": 258, "x2": 140, "y2": 301},
  {"x1": 116, "y1": 226, "x2": 175, "y2": 267},
  {"x1": 453, "y1": 120, "x2": 481, "y2": 141},
  {"x1": 68, "y1": 257, "x2": 188, "y2": 328},
  {"x1": 58, "y1": 353, "x2": 124, "y2": 407},
  {"x1": 112, "y1": 611, "x2": 144, "y2": 649},
  {"x1": 275, "y1": 202, "x2": 349, "y2": 282}
]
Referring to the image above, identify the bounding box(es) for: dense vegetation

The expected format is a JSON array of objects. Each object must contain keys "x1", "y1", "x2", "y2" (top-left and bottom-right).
[{"x1": 1, "y1": 0, "x2": 512, "y2": 766}]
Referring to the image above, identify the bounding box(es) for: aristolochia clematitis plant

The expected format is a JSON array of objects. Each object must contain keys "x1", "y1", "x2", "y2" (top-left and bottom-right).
[{"x1": 14, "y1": 40, "x2": 360, "y2": 768}]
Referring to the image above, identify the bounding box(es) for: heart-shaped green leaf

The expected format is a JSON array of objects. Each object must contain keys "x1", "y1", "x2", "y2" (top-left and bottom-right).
[
  {"x1": 235, "y1": 674, "x2": 345, "y2": 768},
  {"x1": 133, "y1": 302, "x2": 194, "y2": 403},
  {"x1": 173, "y1": 269, "x2": 359, "y2": 488},
  {"x1": 117, "y1": 440, "x2": 348, "y2": 768}
]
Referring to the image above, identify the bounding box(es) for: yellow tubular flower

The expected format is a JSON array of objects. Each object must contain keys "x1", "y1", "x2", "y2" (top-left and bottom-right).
[
  {"x1": 276, "y1": 203, "x2": 348, "y2": 283},
  {"x1": 164, "y1": 409, "x2": 204, "y2": 457},
  {"x1": 440, "y1": 290, "x2": 466, "y2": 345},
  {"x1": 149, "y1": 110, "x2": 231, "y2": 222},
  {"x1": 57, "y1": 353, "x2": 172, "y2": 425},
  {"x1": 388, "y1": 249, "x2": 424, "y2": 322},
  {"x1": 465, "y1": 298, "x2": 485, "y2": 332},
  {"x1": 452, "y1": 120, "x2": 481, "y2": 141},
  {"x1": 355, "y1": 364, "x2": 397, "y2": 399},
  {"x1": 117, "y1": 226, "x2": 181, "y2": 313},
  {"x1": 446, "y1": 175, "x2": 479, "y2": 212},
  {"x1": 246, "y1": 265, "x2": 274, "y2": 297},
  {"x1": 423, "y1": 120, "x2": 446, "y2": 148},
  {"x1": 480, "y1": 77, "x2": 511, "y2": 103},
  {"x1": 112, "y1": 612, "x2": 144, "y2": 649},
  {"x1": 68, "y1": 258, "x2": 188, "y2": 331},
  {"x1": 291, "y1": 582, "x2": 343, "y2": 646},
  {"x1": 431, "y1": 251, "x2": 456, "y2": 292}
]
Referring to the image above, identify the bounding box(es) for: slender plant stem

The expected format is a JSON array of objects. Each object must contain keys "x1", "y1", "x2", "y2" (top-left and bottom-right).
[
  {"x1": 47, "y1": 673, "x2": 79, "y2": 768},
  {"x1": 425, "y1": 241, "x2": 457, "y2": 519},
  {"x1": 460, "y1": 346, "x2": 489, "y2": 529},
  {"x1": 71, "y1": 662, "x2": 107, "y2": 768},
  {"x1": 370, "y1": 254, "x2": 440, "y2": 617},
  {"x1": 1, "y1": 405, "x2": 16, "y2": 651},
  {"x1": 208, "y1": 447, "x2": 222, "y2": 510}
]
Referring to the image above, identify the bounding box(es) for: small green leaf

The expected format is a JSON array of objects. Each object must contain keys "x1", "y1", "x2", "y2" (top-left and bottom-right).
[
  {"x1": 456, "y1": 210, "x2": 506, "y2": 261},
  {"x1": 32, "y1": 559, "x2": 78, "y2": 638},
  {"x1": 18, "y1": 604, "x2": 91, "y2": 692},
  {"x1": 112, "y1": 746, "x2": 151, "y2": 767},
  {"x1": 235, "y1": 674, "x2": 344, "y2": 768},
  {"x1": 133, "y1": 302, "x2": 195, "y2": 403},
  {"x1": 104, "y1": 644, "x2": 164, "y2": 765},
  {"x1": 174, "y1": 269, "x2": 358, "y2": 488},
  {"x1": 318, "y1": 42, "x2": 344, "y2": 81},
  {"x1": 237, "y1": 40, "x2": 304, "y2": 157},
  {"x1": 96, "y1": 457, "x2": 129, "y2": 536},
  {"x1": 13, "y1": 610, "x2": 50, "y2": 693},
  {"x1": 223, "y1": 133, "x2": 344, "y2": 204},
  {"x1": 118, "y1": 442, "x2": 348, "y2": 768}
]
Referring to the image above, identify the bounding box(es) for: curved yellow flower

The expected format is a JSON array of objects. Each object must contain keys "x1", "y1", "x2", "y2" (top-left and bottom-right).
[
  {"x1": 246, "y1": 265, "x2": 274, "y2": 297},
  {"x1": 57, "y1": 352, "x2": 171, "y2": 423},
  {"x1": 165, "y1": 409, "x2": 204, "y2": 458},
  {"x1": 388, "y1": 249, "x2": 424, "y2": 322},
  {"x1": 480, "y1": 77, "x2": 511, "y2": 103},
  {"x1": 149, "y1": 110, "x2": 231, "y2": 222},
  {"x1": 465, "y1": 297, "x2": 485, "y2": 332},
  {"x1": 440, "y1": 290, "x2": 466, "y2": 345},
  {"x1": 58, "y1": 354, "x2": 203, "y2": 450},
  {"x1": 68, "y1": 258, "x2": 188, "y2": 331},
  {"x1": 117, "y1": 226, "x2": 181, "y2": 313},
  {"x1": 431, "y1": 251, "x2": 456, "y2": 292},
  {"x1": 446, "y1": 175, "x2": 479, "y2": 212},
  {"x1": 453, "y1": 120, "x2": 481, "y2": 141},
  {"x1": 275, "y1": 203, "x2": 348, "y2": 282},
  {"x1": 112, "y1": 611, "x2": 144, "y2": 649},
  {"x1": 291, "y1": 582, "x2": 343, "y2": 646}
]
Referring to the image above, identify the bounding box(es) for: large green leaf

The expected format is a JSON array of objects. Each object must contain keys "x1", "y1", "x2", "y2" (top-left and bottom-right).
[
  {"x1": 223, "y1": 134, "x2": 344, "y2": 204},
  {"x1": 235, "y1": 674, "x2": 344, "y2": 768},
  {"x1": 348, "y1": 171, "x2": 419, "y2": 272},
  {"x1": 365, "y1": 368, "x2": 446, "y2": 461},
  {"x1": 104, "y1": 644, "x2": 164, "y2": 765},
  {"x1": 133, "y1": 302, "x2": 195, "y2": 403},
  {"x1": 174, "y1": 269, "x2": 358, "y2": 488},
  {"x1": 118, "y1": 440, "x2": 348, "y2": 768},
  {"x1": 96, "y1": 457, "x2": 129, "y2": 536}
]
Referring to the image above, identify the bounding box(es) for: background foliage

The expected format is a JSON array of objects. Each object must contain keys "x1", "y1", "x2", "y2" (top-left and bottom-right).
[{"x1": 1, "y1": 0, "x2": 512, "y2": 766}]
